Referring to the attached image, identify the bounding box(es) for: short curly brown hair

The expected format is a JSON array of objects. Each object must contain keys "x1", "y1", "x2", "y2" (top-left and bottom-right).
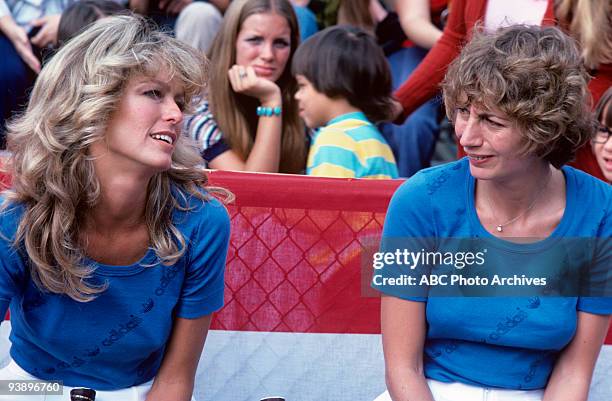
[{"x1": 442, "y1": 25, "x2": 594, "y2": 168}]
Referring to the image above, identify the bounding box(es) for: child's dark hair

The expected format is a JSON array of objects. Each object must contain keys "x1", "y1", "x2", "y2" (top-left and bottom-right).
[
  {"x1": 292, "y1": 25, "x2": 394, "y2": 123},
  {"x1": 58, "y1": 0, "x2": 126, "y2": 46}
]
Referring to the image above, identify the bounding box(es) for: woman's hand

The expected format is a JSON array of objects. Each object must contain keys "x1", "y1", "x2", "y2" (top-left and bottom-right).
[
  {"x1": 228, "y1": 65, "x2": 282, "y2": 106},
  {"x1": 29, "y1": 14, "x2": 61, "y2": 48},
  {"x1": 0, "y1": 16, "x2": 40, "y2": 73}
]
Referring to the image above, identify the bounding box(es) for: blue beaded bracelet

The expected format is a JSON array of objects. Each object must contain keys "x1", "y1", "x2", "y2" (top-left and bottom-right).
[{"x1": 257, "y1": 106, "x2": 282, "y2": 117}]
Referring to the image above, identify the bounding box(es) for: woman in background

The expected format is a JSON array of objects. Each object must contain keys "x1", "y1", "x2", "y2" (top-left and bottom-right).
[{"x1": 186, "y1": 0, "x2": 306, "y2": 173}]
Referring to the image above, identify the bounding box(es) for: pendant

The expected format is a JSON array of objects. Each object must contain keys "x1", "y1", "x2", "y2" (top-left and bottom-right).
[{"x1": 496, "y1": 225, "x2": 503, "y2": 232}]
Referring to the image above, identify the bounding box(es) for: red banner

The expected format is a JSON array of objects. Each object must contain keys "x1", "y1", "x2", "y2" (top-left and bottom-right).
[
  {"x1": 2, "y1": 170, "x2": 611, "y2": 344},
  {"x1": 206, "y1": 171, "x2": 612, "y2": 344}
]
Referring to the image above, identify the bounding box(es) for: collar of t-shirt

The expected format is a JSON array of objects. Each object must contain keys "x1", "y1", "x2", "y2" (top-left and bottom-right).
[{"x1": 325, "y1": 111, "x2": 369, "y2": 127}]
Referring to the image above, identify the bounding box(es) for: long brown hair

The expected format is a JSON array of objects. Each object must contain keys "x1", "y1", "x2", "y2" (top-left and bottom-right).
[
  {"x1": 337, "y1": 0, "x2": 374, "y2": 32},
  {"x1": 207, "y1": 0, "x2": 306, "y2": 173},
  {"x1": 555, "y1": 0, "x2": 612, "y2": 69}
]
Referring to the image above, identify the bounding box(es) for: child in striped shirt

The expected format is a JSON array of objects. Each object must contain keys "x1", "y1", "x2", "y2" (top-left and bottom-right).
[{"x1": 292, "y1": 25, "x2": 399, "y2": 179}]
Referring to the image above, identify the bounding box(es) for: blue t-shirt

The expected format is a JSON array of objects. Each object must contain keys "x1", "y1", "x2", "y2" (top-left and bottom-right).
[
  {"x1": 377, "y1": 158, "x2": 612, "y2": 390},
  {"x1": 0, "y1": 192, "x2": 230, "y2": 390}
]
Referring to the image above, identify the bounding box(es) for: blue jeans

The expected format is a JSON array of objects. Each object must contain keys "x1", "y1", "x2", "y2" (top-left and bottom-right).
[
  {"x1": 380, "y1": 46, "x2": 440, "y2": 177},
  {"x1": 0, "y1": 33, "x2": 33, "y2": 147}
]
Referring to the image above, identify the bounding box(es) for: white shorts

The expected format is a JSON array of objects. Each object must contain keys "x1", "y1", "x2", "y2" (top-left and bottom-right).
[
  {"x1": 0, "y1": 359, "x2": 195, "y2": 401},
  {"x1": 374, "y1": 379, "x2": 544, "y2": 401}
]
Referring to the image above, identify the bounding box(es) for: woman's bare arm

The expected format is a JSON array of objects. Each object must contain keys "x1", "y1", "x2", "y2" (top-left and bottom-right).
[
  {"x1": 543, "y1": 311, "x2": 610, "y2": 401},
  {"x1": 145, "y1": 315, "x2": 213, "y2": 401},
  {"x1": 396, "y1": 0, "x2": 443, "y2": 49},
  {"x1": 382, "y1": 295, "x2": 435, "y2": 401}
]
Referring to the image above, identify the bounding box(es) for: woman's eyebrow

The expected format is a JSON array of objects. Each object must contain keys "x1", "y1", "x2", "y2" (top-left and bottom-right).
[
  {"x1": 134, "y1": 78, "x2": 170, "y2": 90},
  {"x1": 477, "y1": 111, "x2": 508, "y2": 121}
]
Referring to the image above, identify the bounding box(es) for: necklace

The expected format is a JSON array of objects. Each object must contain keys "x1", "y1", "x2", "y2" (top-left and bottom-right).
[{"x1": 484, "y1": 169, "x2": 552, "y2": 233}]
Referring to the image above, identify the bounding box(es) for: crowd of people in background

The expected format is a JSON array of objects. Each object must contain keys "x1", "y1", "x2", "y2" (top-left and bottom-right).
[{"x1": 0, "y1": 0, "x2": 610, "y2": 182}]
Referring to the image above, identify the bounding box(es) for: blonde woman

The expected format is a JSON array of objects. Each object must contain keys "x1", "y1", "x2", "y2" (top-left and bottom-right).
[
  {"x1": 0, "y1": 15, "x2": 230, "y2": 401},
  {"x1": 185, "y1": 0, "x2": 306, "y2": 173}
]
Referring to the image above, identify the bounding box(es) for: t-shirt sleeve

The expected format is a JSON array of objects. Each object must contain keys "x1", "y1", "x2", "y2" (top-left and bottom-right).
[
  {"x1": 578, "y1": 200, "x2": 612, "y2": 315},
  {"x1": 381, "y1": 172, "x2": 436, "y2": 239},
  {"x1": 175, "y1": 197, "x2": 230, "y2": 318},
  {"x1": 185, "y1": 102, "x2": 229, "y2": 164},
  {"x1": 306, "y1": 127, "x2": 358, "y2": 178},
  {"x1": 0, "y1": 205, "x2": 27, "y2": 318},
  {"x1": 372, "y1": 172, "x2": 436, "y2": 301},
  {"x1": 577, "y1": 298, "x2": 612, "y2": 315}
]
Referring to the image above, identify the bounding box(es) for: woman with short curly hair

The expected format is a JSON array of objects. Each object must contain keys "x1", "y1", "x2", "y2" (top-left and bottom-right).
[
  {"x1": 0, "y1": 14, "x2": 230, "y2": 401},
  {"x1": 375, "y1": 25, "x2": 610, "y2": 401}
]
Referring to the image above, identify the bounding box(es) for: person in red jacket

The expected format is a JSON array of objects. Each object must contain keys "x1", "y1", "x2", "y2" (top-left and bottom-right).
[
  {"x1": 392, "y1": 0, "x2": 611, "y2": 181},
  {"x1": 394, "y1": 0, "x2": 556, "y2": 123}
]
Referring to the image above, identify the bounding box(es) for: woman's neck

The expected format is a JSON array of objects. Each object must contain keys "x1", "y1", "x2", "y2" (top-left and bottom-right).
[
  {"x1": 475, "y1": 161, "x2": 566, "y2": 237},
  {"x1": 87, "y1": 171, "x2": 150, "y2": 234},
  {"x1": 478, "y1": 163, "x2": 553, "y2": 215}
]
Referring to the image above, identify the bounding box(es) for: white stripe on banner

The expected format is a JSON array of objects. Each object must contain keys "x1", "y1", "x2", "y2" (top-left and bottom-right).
[{"x1": 1, "y1": 324, "x2": 610, "y2": 401}]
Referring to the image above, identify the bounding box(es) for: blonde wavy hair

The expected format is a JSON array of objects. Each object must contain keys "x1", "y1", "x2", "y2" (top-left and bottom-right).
[
  {"x1": 207, "y1": 0, "x2": 306, "y2": 173},
  {"x1": 3, "y1": 14, "x2": 228, "y2": 302},
  {"x1": 443, "y1": 25, "x2": 593, "y2": 168},
  {"x1": 555, "y1": 0, "x2": 612, "y2": 69}
]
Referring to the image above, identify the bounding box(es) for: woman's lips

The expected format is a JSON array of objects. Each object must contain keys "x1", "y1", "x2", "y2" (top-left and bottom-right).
[
  {"x1": 253, "y1": 66, "x2": 275, "y2": 77},
  {"x1": 467, "y1": 154, "x2": 493, "y2": 166}
]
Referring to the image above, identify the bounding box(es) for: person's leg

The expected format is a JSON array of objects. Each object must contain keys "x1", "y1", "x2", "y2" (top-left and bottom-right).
[
  {"x1": 175, "y1": 2, "x2": 223, "y2": 52},
  {"x1": 0, "y1": 33, "x2": 33, "y2": 148},
  {"x1": 380, "y1": 46, "x2": 440, "y2": 177}
]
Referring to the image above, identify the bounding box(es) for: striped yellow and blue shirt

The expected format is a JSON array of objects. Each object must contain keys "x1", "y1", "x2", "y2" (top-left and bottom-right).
[{"x1": 307, "y1": 112, "x2": 399, "y2": 179}]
